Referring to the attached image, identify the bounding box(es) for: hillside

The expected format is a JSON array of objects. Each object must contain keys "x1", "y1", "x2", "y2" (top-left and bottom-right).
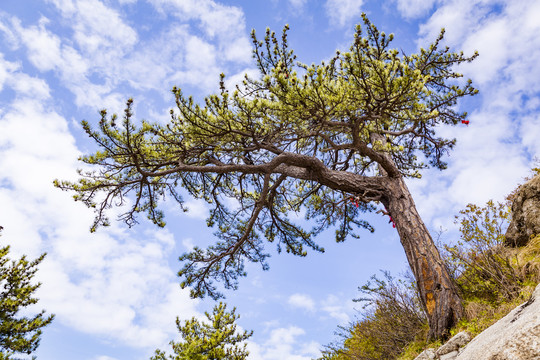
[{"x1": 321, "y1": 171, "x2": 540, "y2": 360}]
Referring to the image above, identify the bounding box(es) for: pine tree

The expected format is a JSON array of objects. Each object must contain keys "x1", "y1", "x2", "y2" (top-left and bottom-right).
[
  {"x1": 55, "y1": 14, "x2": 478, "y2": 338},
  {"x1": 151, "y1": 302, "x2": 252, "y2": 360},
  {"x1": 0, "y1": 228, "x2": 54, "y2": 359}
]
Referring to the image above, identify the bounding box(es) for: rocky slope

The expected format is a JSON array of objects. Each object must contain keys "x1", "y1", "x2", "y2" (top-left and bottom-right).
[{"x1": 414, "y1": 282, "x2": 540, "y2": 360}]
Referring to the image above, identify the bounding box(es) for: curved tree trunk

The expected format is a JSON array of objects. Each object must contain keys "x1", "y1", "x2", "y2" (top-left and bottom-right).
[{"x1": 381, "y1": 176, "x2": 463, "y2": 339}]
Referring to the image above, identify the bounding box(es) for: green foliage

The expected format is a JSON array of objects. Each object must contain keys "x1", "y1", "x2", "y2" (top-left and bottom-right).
[
  {"x1": 55, "y1": 14, "x2": 477, "y2": 300},
  {"x1": 445, "y1": 200, "x2": 521, "y2": 302},
  {"x1": 320, "y1": 272, "x2": 427, "y2": 360},
  {"x1": 0, "y1": 230, "x2": 54, "y2": 359},
  {"x1": 151, "y1": 302, "x2": 252, "y2": 360}
]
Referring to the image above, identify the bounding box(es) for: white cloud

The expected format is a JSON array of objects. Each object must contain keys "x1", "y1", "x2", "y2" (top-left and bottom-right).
[
  {"x1": 0, "y1": 16, "x2": 19, "y2": 50},
  {"x1": 320, "y1": 294, "x2": 352, "y2": 324},
  {"x1": 176, "y1": 35, "x2": 219, "y2": 87},
  {"x1": 408, "y1": 0, "x2": 540, "y2": 229},
  {"x1": 14, "y1": 17, "x2": 63, "y2": 72},
  {"x1": 149, "y1": 0, "x2": 252, "y2": 63},
  {"x1": 394, "y1": 0, "x2": 437, "y2": 19},
  {"x1": 9, "y1": 74, "x2": 51, "y2": 101},
  {"x1": 0, "y1": 61, "x2": 200, "y2": 349},
  {"x1": 45, "y1": 0, "x2": 77, "y2": 15},
  {"x1": 0, "y1": 56, "x2": 17, "y2": 92},
  {"x1": 50, "y1": 0, "x2": 138, "y2": 53},
  {"x1": 182, "y1": 199, "x2": 209, "y2": 219},
  {"x1": 224, "y1": 67, "x2": 259, "y2": 92},
  {"x1": 1, "y1": 0, "x2": 252, "y2": 110},
  {"x1": 289, "y1": 0, "x2": 307, "y2": 11},
  {"x1": 182, "y1": 237, "x2": 195, "y2": 251},
  {"x1": 325, "y1": 0, "x2": 364, "y2": 27},
  {"x1": 288, "y1": 293, "x2": 316, "y2": 312},
  {"x1": 94, "y1": 356, "x2": 119, "y2": 360},
  {"x1": 151, "y1": 0, "x2": 245, "y2": 38},
  {"x1": 417, "y1": 0, "x2": 495, "y2": 47},
  {"x1": 0, "y1": 55, "x2": 51, "y2": 101},
  {"x1": 459, "y1": 17, "x2": 509, "y2": 86},
  {"x1": 248, "y1": 326, "x2": 320, "y2": 360},
  {"x1": 520, "y1": 112, "x2": 540, "y2": 158},
  {"x1": 3, "y1": 12, "x2": 121, "y2": 109}
]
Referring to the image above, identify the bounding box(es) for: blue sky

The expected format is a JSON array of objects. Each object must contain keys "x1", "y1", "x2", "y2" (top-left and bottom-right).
[{"x1": 0, "y1": 0, "x2": 539, "y2": 359}]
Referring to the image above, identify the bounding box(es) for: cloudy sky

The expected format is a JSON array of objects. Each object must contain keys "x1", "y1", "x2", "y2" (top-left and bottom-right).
[{"x1": 0, "y1": 0, "x2": 539, "y2": 359}]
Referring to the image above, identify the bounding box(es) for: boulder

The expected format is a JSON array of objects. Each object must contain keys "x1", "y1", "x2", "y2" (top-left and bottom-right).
[
  {"x1": 435, "y1": 331, "x2": 471, "y2": 358},
  {"x1": 455, "y1": 283, "x2": 540, "y2": 360},
  {"x1": 505, "y1": 174, "x2": 540, "y2": 247},
  {"x1": 415, "y1": 348, "x2": 436, "y2": 360},
  {"x1": 413, "y1": 332, "x2": 470, "y2": 360}
]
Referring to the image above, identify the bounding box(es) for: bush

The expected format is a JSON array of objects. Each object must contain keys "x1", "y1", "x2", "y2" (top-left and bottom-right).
[
  {"x1": 445, "y1": 200, "x2": 522, "y2": 302},
  {"x1": 320, "y1": 272, "x2": 427, "y2": 360}
]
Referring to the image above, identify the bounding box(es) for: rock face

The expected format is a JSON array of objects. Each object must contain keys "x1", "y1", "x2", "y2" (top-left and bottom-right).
[
  {"x1": 505, "y1": 174, "x2": 540, "y2": 247},
  {"x1": 413, "y1": 283, "x2": 540, "y2": 360},
  {"x1": 454, "y1": 283, "x2": 540, "y2": 360}
]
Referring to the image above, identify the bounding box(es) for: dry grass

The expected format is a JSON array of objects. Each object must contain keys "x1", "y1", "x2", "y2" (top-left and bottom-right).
[
  {"x1": 514, "y1": 235, "x2": 540, "y2": 283},
  {"x1": 458, "y1": 296, "x2": 529, "y2": 336}
]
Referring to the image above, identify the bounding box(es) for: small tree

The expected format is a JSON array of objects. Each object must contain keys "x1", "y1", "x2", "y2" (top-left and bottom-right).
[
  {"x1": 446, "y1": 201, "x2": 522, "y2": 302},
  {"x1": 151, "y1": 302, "x2": 252, "y2": 360},
  {"x1": 55, "y1": 14, "x2": 478, "y2": 338},
  {"x1": 321, "y1": 271, "x2": 427, "y2": 360},
  {"x1": 0, "y1": 228, "x2": 54, "y2": 359}
]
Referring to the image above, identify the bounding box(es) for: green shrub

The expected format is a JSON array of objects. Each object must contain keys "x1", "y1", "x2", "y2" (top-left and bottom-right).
[
  {"x1": 320, "y1": 272, "x2": 427, "y2": 360},
  {"x1": 445, "y1": 200, "x2": 523, "y2": 302}
]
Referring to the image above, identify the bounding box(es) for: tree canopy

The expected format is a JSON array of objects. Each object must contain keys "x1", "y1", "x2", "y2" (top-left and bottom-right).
[
  {"x1": 55, "y1": 13, "x2": 477, "y2": 310},
  {"x1": 0, "y1": 229, "x2": 54, "y2": 359},
  {"x1": 150, "y1": 302, "x2": 252, "y2": 360}
]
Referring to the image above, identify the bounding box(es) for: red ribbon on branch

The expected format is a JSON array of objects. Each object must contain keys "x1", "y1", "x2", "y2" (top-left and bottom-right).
[
  {"x1": 375, "y1": 207, "x2": 396, "y2": 228},
  {"x1": 349, "y1": 197, "x2": 396, "y2": 228},
  {"x1": 388, "y1": 215, "x2": 396, "y2": 228}
]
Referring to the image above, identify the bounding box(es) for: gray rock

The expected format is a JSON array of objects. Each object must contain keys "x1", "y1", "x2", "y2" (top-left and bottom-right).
[
  {"x1": 506, "y1": 174, "x2": 540, "y2": 247},
  {"x1": 455, "y1": 283, "x2": 540, "y2": 360},
  {"x1": 414, "y1": 348, "x2": 436, "y2": 360},
  {"x1": 414, "y1": 331, "x2": 470, "y2": 360},
  {"x1": 435, "y1": 331, "x2": 471, "y2": 356},
  {"x1": 439, "y1": 350, "x2": 458, "y2": 360}
]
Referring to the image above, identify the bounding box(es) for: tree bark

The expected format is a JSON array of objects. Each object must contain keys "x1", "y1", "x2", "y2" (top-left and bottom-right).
[{"x1": 381, "y1": 176, "x2": 464, "y2": 340}]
